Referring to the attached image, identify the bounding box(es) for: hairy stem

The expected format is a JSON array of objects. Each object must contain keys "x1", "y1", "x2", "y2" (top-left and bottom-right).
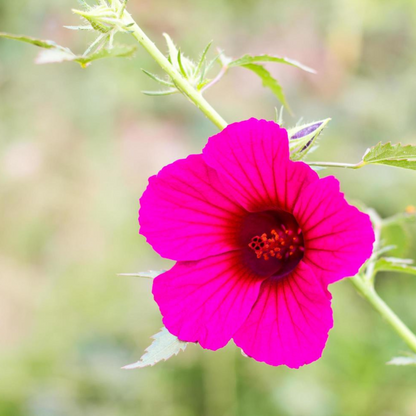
[
  {"x1": 349, "y1": 274, "x2": 416, "y2": 353},
  {"x1": 123, "y1": 11, "x2": 227, "y2": 130}
]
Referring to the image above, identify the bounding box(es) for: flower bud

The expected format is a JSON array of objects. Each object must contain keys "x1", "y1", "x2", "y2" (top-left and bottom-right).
[{"x1": 288, "y1": 118, "x2": 331, "y2": 161}]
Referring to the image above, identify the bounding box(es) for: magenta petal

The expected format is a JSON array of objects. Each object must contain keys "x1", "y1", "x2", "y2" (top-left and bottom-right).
[
  {"x1": 139, "y1": 154, "x2": 247, "y2": 261},
  {"x1": 202, "y1": 119, "x2": 319, "y2": 212},
  {"x1": 233, "y1": 261, "x2": 333, "y2": 368},
  {"x1": 293, "y1": 176, "x2": 375, "y2": 284},
  {"x1": 152, "y1": 251, "x2": 267, "y2": 350}
]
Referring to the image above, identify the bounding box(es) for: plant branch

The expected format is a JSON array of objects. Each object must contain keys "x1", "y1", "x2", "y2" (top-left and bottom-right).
[
  {"x1": 201, "y1": 63, "x2": 228, "y2": 93},
  {"x1": 349, "y1": 274, "x2": 416, "y2": 353},
  {"x1": 306, "y1": 161, "x2": 366, "y2": 169},
  {"x1": 122, "y1": 10, "x2": 227, "y2": 130}
]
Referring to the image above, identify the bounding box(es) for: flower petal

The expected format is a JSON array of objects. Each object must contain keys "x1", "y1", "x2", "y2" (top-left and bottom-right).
[
  {"x1": 139, "y1": 154, "x2": 247, "y2": 261},
  {"x1": 152, "y1": 251, "x2": 267, "y2": 350},
  {"x1": 233, "y1": 261, "x2": 333, "y2": 368},
  {"x1": 293, "y1": 176, "x2": 375, "y2": 284},
  {"x1": 202, "y1": 118, "x2": 318, "y2": 212}
]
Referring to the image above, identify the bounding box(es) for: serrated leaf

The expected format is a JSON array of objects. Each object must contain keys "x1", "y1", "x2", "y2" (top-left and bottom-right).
[
  {"x1": 228, "y1": 54, "x2": 316, "y2": 73},
  {"x1": 74, "y1": 44, "x2": 137, "y2": 65},
  {"x1": 374, "y1": 258, "x2": 416, "y2": 276},
  {"x1": 0, "y1": 32, "x2": 64, "y2": 49},
  {"x1": 240, "y1": 63, "x2": 291, "y2": 113},
  {"x1": 387, "y1": 355, "x2": 416, "y2": 366},
  {"x1": 118, "y1": 270, "x2": 164, "y2": 279},
  {"x1": 288, "y1": 119, "x2": 331, "y2": 161},
  {"x1": 36, "y1": 44, "x2": 137, "y2": 68},
  {"x1": 0, "y1": 31, "x2": 136, "y2": 68},
  {"x1": 123, "y1": 327, "x2": 187, "y2": 369},
  {"x1": 362, "y1": 142, "x2": 416, "y2": 171}
]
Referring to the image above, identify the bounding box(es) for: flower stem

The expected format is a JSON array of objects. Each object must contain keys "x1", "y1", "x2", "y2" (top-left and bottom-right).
[
  {"x1": 123, "y1": 12, "x2": 227, "y2": 130},
  {"x1": 349, "y1": 274, "x2": 416, "y2": 353},
  {"x1": 306, "y1": 161, "x2": 366, "y2": 169}
]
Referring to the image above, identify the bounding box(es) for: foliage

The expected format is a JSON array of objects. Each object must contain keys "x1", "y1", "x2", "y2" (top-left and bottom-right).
[
  {"x1": 123, "y1": 327, "x2": 187, "y2": 369},
  {"x1": 228, "y1": 54, "x2": 315, "y2": 112},
  {"x1": 0, "y1": 32, "x2": 136, "y2": 68},
  {"x1": 363, "y1": 142, "x2": 416, "y2": 171}
]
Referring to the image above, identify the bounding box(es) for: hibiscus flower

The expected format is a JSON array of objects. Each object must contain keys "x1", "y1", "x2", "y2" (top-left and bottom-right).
[{"x1": 139, "y1": 119, "x2": 374, "y2": 368}]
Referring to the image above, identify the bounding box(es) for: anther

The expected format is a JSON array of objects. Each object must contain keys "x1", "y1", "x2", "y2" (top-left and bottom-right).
[{"x1": 249, "y1": 226, "x2": 304, "y2": 261}]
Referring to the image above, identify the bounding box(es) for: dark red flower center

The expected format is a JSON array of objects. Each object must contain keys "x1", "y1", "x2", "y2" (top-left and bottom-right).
[
  {"x1": 249, "y1": 227, "x2": 304, "y2": 261},
  {"x1": 239, "y1": 210, "x2": 305, "y2": 279}
]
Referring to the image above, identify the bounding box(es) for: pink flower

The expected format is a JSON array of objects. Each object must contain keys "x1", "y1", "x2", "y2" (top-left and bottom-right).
[{"x1": 139, "y1": 119, "x2": 374, "y2": 368}]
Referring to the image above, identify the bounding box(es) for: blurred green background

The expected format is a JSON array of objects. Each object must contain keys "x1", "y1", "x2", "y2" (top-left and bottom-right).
[{"x1": 1, "y1": 0, "x2": 416, "y2": 415}]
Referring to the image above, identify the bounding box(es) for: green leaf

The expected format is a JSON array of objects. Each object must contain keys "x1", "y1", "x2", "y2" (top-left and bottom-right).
[
  {"x1": 239, "y1": 63, "x2": 291, "y2": 113},
  {"x1": 162, "y1": 33, "x2": 195, "y2": 78},
  {"x1": 228, "y1": 54, "x2": 316, "y2": 73},
  {"x1": 123, "y1": 327, "x2": 187, "y2": 369},
  {"x1": 387, "y1": 355, "x2": 416, "y2": 366},
  {"x1": 36, "y1": 44, "x2": 137, "y2": 68},
  {"x1": 163, "y1": 33, "x2": 179, "y2": 67},
  {"x1": 118, "y1": 270, "x2": 164, "y2": 279},
  {"x1": 362, "y1": 142, "x2": 416, "y2": 171},
  {"x1": 142, "y1": 69, "x2": 174, "y2": 87},
  {"x1": 0, "y1": 32, "x2": 64, "y2": 49},
  {"x1": 195, "y1": 41, "x2": 213, "y2": 76},
  {"x1": 288, "y1": 119, "x2": 331, "y2": 161},
  {"x1": 177, "y1": 49, "x2": 188, "y2": 78},
  {"x1": 142, "y1": 89, "x2": 178, "y2": 96},
  {"x1": 374, "y1": 258, "x2": 416, "y2": 276},
  {"x1": 0, "y1": 31, "x2": 136, "y2": 68},
  {"x1": 75, "y1": 45, "x2": 137, "y2": 65}
]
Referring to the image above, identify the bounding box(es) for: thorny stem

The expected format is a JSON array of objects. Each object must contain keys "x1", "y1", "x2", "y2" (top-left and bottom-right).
[
  {"x1": 120, "y1": 4, "x2": 416, "y2": 353},
  {"x1": 123, "y1": 10, "x2": 227, "y2": 130}
]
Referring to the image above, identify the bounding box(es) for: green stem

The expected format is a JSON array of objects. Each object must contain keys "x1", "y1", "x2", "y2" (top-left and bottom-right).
[
  {"x1": 307, "y1": 161, "x2": 366, "y2": 169},
  {"x1": 350, "y1": 274, "x2": 416, "y2": 353},
  {"x1": 123, "y1": 11, "x2": 227, "y2": 130}
]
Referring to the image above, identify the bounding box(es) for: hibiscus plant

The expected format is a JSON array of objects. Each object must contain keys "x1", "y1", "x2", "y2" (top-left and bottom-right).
[{"x1": 2, "y1": 0, "x2": 416, "y2": 369}]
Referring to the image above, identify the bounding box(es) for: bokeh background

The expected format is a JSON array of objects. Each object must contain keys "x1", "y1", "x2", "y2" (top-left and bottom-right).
[{"x1": 1, "y1": 0, "x2": 416, "y2": 415}]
